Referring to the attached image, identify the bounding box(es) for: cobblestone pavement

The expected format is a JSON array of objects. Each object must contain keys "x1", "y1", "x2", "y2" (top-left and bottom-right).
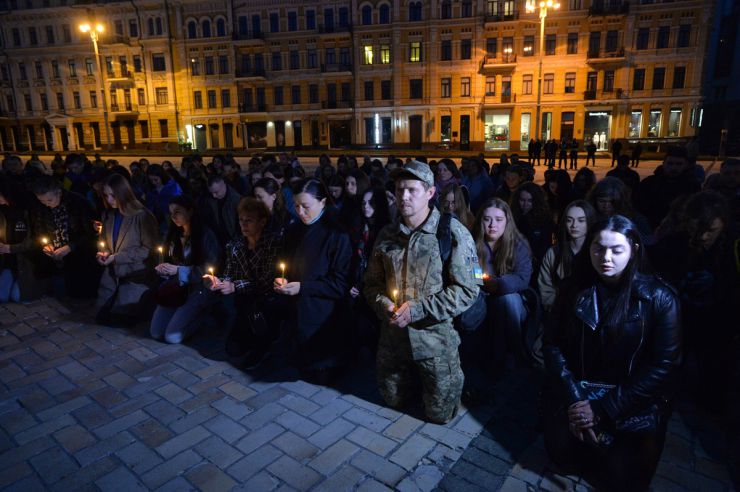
[{"x1": 0, "y1": 298, "x2": 736, "y2": 491}]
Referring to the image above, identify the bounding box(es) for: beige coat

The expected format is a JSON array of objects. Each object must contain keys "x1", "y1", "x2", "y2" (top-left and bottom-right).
[{"x1": 96, "y1": 207, "x2": 158, "y2": 313}]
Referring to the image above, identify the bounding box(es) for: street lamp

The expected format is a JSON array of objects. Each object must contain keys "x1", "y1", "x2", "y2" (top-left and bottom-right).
[
  {"x1": 80, "y1": 23, "x2": 111, "y2": 152},
  {"x1": 526, "y1": 0, "x2": 559, "y2": 143}
]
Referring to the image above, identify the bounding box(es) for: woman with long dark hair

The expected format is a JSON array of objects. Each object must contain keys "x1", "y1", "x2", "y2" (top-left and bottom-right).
[
  {"x1": 587, "y1": 177, "x2": 652, "y2": 241},
  {"x1": 538, "y1": 200, "x2": 597, "y2": 311},
  {"x1": 96, "y1": 173, "x2": 158, "y2": 326},
  {"x1": 510, "y1": 182, "x2": 555, "y2": 269},
  {"x1": 543, "y1": 215, "x2": 682, "y2": 491},
  {"x1": 273, "y1": 178, "x2": 352, "y2": 382},
  {"x1": 253, "y1": 177, "x2": 292, "y2": 239},
  {"x1": 150, "y1": 195, "x2": 221, "y2": 344}
]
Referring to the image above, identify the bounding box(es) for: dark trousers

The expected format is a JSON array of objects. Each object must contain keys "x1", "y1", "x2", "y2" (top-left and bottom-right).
[
  {"x1": 631, "y1": 155, "x2": 641, "y2": 167},
  {"x1": 225, "y1": 294, "x2": 281, "y2": 357},
  {"x1": 585, "y1": 154, "x2": 596, "y2": 167},
  {"x1": 569, "y1": 154, "x2": 578, "y2": 170}
]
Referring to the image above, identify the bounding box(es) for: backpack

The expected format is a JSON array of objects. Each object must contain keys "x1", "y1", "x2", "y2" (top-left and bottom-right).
[{"x1": 436, "y1": 212, "x2": 488, "y2": 332}]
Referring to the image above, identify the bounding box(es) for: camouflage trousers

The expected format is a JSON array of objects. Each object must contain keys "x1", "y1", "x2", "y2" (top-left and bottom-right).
[{"x1": 376, "y1": 342, "x2": 464, "y2": 424}]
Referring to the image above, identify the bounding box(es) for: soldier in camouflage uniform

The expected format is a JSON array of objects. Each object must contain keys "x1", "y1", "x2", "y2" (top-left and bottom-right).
[{"x1": 364, "y1": 161, "x2": 482, "y2": 424}]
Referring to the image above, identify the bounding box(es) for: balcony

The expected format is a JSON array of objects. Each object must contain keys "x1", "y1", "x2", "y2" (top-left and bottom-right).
[
  {"x1": 321, "y1": 63, "x2": 353, "y2": 74},
  {"x1": 105, "y1": 34, "x2": 131, "y2": 46},
  {"x1": 322, "y1": 100, "x2": 353, "y2": 109},
  {"x1": 485, "y1": 11, "x2": 519, "y2": 23},
  {"x1": 108, "y1": 70, "x2": 135, "y2": 88},
  {"x1": 234, "y1": 68, "x2": 266, "y2": 79},
  {"x1": 318, "y1": 24, "x2": 352, "y2": 34},
  {"x1": 238, "y1": 103, "x2": 267, "y2": 113},
  {"x1": 586, "y1": 47, "x2": 626, "y2": 65},
  {"x1": 483, "y1": 93, "x2": 516, "y2": 106},
  {"x1": 232, "y1": 32, "x2": 265, "y2": 42},
  {"x1": 584, "y1": 90, "x2": 597, "y2": 100},
  {"x1": 110, "y1": 103, "x2": 139, "y2": 119},
  {"x1": 588, "y1": 2, "x2": 629, "y2": 15},
  {"x1": 481, "y1": 53, "x2": 517, "y2": 72}
]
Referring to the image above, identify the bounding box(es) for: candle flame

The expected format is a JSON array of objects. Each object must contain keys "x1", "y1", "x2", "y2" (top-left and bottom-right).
[
  {"x1": 41, "y1": 237, "x2": 48, "y2": 245},
  {"x1": 99, "y1": 241, "x2": 105, "y2": 249},
  {"x1": 157, "y1": 246, "x2": 163, "y2": 253},
  {"x1": 208, "y1": 267, "x2": 214, "y2": 276}
]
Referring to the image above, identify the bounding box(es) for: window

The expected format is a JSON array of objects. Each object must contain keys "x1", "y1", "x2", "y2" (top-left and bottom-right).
[
  {"x1": 441, "y1": 77, "x2": 451, "y2": 98},
  {"x1": 256, "y1": 87, "x2": 265, "y2": 106},
  {"x1": 40, "y1": 93, "x2": 48, "y2": 111},
  {"x1": 290, "y1": 51, "x2": 299, "y2": 70},
  {"x1": 652, "y1": 67, "x2": 665, "y2": 90},
  {"x1": 90, "y1": 91, "x2": 97, "y2": 108},
  {"x1": 24, "y1": 94, "x2": 32, "y2": 111},
  {"x1": 648, "y1": 110, "x2": 661, "y2": 137},
  {"x1": 193, "y1": 91, "x2": 202, "y2": 109},
  {"x1": 155, "y1": 87, "x2": 168, "y2": 105},
  {"x1": 63, "y1": 24, "x2": 71, "y2": 43},
  {"x1": 461, "y1": 0, "x2": 472, "y2": 17},
  {"x1": 633, "y1": 68, "x2": 645, "y2": 90},
  {"x1": 522, "y1": 74, "x2": 532, "y2": 95},
  {"x1": 379, "y1": 4, "x2": 390, "y2": 24},
  {"x1": 441, "y1": 0, "x2": 451, "y2": 19},
  {"x1": 252, "y1": 15, "x2": 262, "y2": 35},
  {"x1": 133, "y1": 56, "x2": 142, "y2": 73},
  {"x1": 254, "y1": 54, "x2": 264, "y2": 72},
  {"x1": 272, "y1": 52, "x2": 282, "y2": 71},
  {"x1": 588, "y1": 31, "x2": 600, "y2": 56},
  {"x1": 545, "y1": 34, "x2": 556, "y2": 55},
  {"x1": 129, "y1": 20, "x2": 139, "y2": 38},
  {"x1": 409, "y1": 1, "x2": 422, "y2": 21},
  {"x1": 381, "y1": 80, "x2": 391, "y2": 100},
  {"x1": 306, "y1": 10, "x2": 316, "y2": 30},
  {"x1": 629, "y1": 111, "x2": 642, "y2": 137},
  {"x1": 155, "y1": 18, "x2": 163, "y2": 35},
  {"x1": 292, "y1": 85, "x2": 301, "y2": 104},
  {"x1": 273, "y1": 86, "x2": 283, "y2": 105},
  {"x1": 288, "y1": 12, "x2": 297, "y2": 31},
  {"x1": 502, "y1": 37, "x2": 514, "y2": 60},
  {"x1": 341, "y1": 82, "x2": 351, "y2": 102},
  {"x1": 19, "y1": 62, "x2": 27, "y2": 81},
  {"x1": 636, "y1": 28, "x2": 649, "y2": 50},
  {"x1": 105, "y1": 57, "x2": 114, "y2": 76},
  {"x1": 440, "y1": 40, "x2": 452, "y2": 61},
  {"x1": 461, "y1": 39, "x2": 471, "y2": 59},
  {"x1": 270, "y1": 13, "x2": 279, "y2": 33},
  {"x1": 409, "y1": 42, "x2": 421, "y2": 62},
  {"x1": 364, "y1": 80, "x2": 374, "y2": 100},
  {"x1": 159, "y1": 119, "x2": 169, "y2": 138},
  {"x1": 29, "y1": 27, "x2": 37, "y2": 45},
  {"x1": 216, "y1": 18, "x2": 226, "y2": 36},
  {"x1": 668, "y1": 109, "x2": 681, "y2": 136},
  {"x1": 603, "y1": 70, "x2": 614, "y2": 92},
  {"x1": 587, "y1": 71, "x2": 597, "y2": 92},
  {"x1": 657, "y1": 26, "x2": 669, "y2": 49},
  {"x1": 485, "y1": 76, "x2": 495, "y2": 96},
  {"x1": 677, "y1": 25, "x2": 690, "y2": 48},
  {"x1": 238, "y1": 16, "x2": 248, "y2": 36},
  {"x1": 309, "y1": 84, "x2": 318, "y2": 103},
  {"x1": 202, "y1": 20, "x2": 211, "y2": 37},
  {"x1": 218, "y1": 55, "x2": 229, "y2": 74},
  {"x1": 363, "y1": 45, "x2": 374, "y2": 65},
  {"x1": 148, "y1": 18, "x2": 155, "y2": 36},
  {"x1": 68, "y1": 60, "x2": 76, "y2": 77},
  {"x1": 307, "y1": 50, "x2": 317, "y2": 68},
  {"x1": 114, "y1": 20, "x2": 123, "y2": 36},
  {"x1": 461, "y1": 78, "x2": 470, "y2": 96},
  {"x1": 544, "y1": 73, "x2": 554, "y2": 94},
  {"x1": 339, "y1": 7, "x2": 349, "y2": 28},
  {"x1": 46, "y1": 25, "x2": 54, "y2": 44},
  {"x1": 523, "y1": 35, "x2": 534, "y2": 56},
  {"x1": 152, "y1": 54, "x2": 166, "y2": 72},
  {"x1": 187, "y1": 21, "x2": 197, "y2": 39},
  {"x1": 567, "y1": 32, "x2": 578, "y2": 54},
  {"x1": 191, "y1": 58, "x2": 200, "y2": 76},
  {"x1": 565, "y1": 72, "x2": 575, "y2": 93},
  {"x1": 362, "y1": 5, "x2": 372, "y2": 25},
  {"x1": 326, "y1": 47, "x2": 336, "y2": 65},
  {"x1": 672, "y1": 66, "x2": 685, "y2": 89},
  {"x1": 205, "y1": 56, "x2": 214, "y2": 75},
  {"x1": 137, "y1": 88, "x2": 145, "y2": 106},
  {"x1": 486, "y1": 38, "x2": 497, "y2": 56},
  {"x1": 380, "y1": 45, "x2": 390, "y2": 64},
  {"x1": 410, "y1": 79, "x2": 423, "y2": 99},
  {"x1": 221, "y1": 89, "x2": 231, "y2": 108},
  {"x1": 605, "y1": 30, "x2": 618, "y2": 52},
  {"x1": 35, "y1": 61, "x2": 44, "y2": 79},
  {"x1": 56, "y1": 92, "x2": 65, "y2": 110},
  {"x1": 207, "y1": 89, "x2": 217, "y2": 108},
  {"x1": 140, "y1": 121, "x2": 149, "y2": 139}
]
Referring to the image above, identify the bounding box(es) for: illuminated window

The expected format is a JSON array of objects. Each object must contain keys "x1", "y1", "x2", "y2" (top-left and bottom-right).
[
  {"x1": 409, "y1": 42, "x2": 421, "y2": 62},
  {"x1": 380, "y1": 45, "x2": 390, "y2": 64},
  {"x1": 363, "y1": 45, "x2": 374, "y2": 65}
]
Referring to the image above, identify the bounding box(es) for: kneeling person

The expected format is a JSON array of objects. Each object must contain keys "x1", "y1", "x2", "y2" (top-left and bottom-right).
[{"x1": 364, "y1": 161, "x2": 481, "y2": 424}]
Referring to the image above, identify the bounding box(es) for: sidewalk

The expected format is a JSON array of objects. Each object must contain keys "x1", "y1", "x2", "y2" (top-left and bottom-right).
[{"x1": 0, "y1": 298, "x2": 736, "y2": 491}]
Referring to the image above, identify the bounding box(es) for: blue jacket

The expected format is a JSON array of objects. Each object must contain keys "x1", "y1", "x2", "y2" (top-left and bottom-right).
[
  {"x1": 483, "y1": 238, "x2": 533, "y2": 295},
  {"x1": 462, "y1": 172, "x2": 495, "y2": 214}
]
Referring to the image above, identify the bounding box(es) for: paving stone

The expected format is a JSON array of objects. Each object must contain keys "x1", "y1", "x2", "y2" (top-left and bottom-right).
[
  {"x1": 74, "y1": 431, "x2": 136, "y2": 467},
  {"x1": 343, "y1": 408, "x2": 392, "y2": 433},
  {"x1": 384, "y1": 414, "x2": 424, "y2": 441},
  {"x1": 109, "y1": 392, "x2": 161, "y2": 418},
  {"x1": 153, "y1": 476, "x2": 196, "y2": 492},
  {"x1": 461, "y1": 447, "x2": 510, "y2": 476},
  {"x1": 145, "y1": 398, "x2": 187, "y2": 426},
  {"x1": 166, "y1": 368, "x2": 201, "y2": 389},
  {"x1": 14, "y1": 414, "x2": 75, "y2": 445},
  {"x1": 276, "y1": 410, "x2": 321, "y2": 438},
  {"x1": 219, "y1": 380, "x2": 257, "y2": 401},
  {"x1": 56, "y1": 360, "x2": 93, "y2": 381},
  {"x1": 0, "y1": 408, "x2": 36, "y2": 435},
  {"x1": 115, "y1": 441, "x2": 164, "y2": 474},
  {"x1": 351, "y1": 450, "x2": 407, "y2": 487},
  {"x1": 16, "y1": 389, "x2": 55, "y2": 414},
  {"x1": 156, "y1": 425, "x2": 211, "y2": 459},
  {"x1": 1, "y1": 475, "x2": 46, "y2": 492},
  {"x1": 73, "y1": 402, "x2": 114, "y2": 430},
  {"x1": 141, "y1": 449, "x2": 203, "y2": 489},
  {"x1": 211, "y1": 396, "x2": 253, "y2": 420},
  {"x1": 314, "y1": 465, "x2": 366, "y2": 491},
  {"x1": 281, "y1": 380, "x2": 321, "y2": 399},
  {"x1": 242, "y1": 401, "x2": 288, "y2": 430},
  {"x1": 396, "y1": 464, "x2": 445, "y2": 492},
  {"x1": 496, "y1": 476, "x2": 532, "y2": 492},
  {"x1": 93, "y1": 409, "x2": 148, "y2": 439},
  {"x1": 347, "y1": 426, "x2": 399, "y2": 457},
  {"x1": 37, "y1": 374, "x2": 76, "y2": 396},
  {"x1": 452, "y1": 412, "x2": 486, "y2": 436},
  {"x1": 356, "y1": 478, "x2": 395, "y2": 492},
  {"x1": 48, "y1": 456, "x2": 118, "y2": 492},
  {"x1": 308, "y1": 417, "x2": 356, "y2": 450},
  {"x1": 103, "y1": 371, "x2": 138, "y2": 391},
  {"x1": 127, "y1": 347, "x2": 159, "y2": 363},
  {"x1": 186, "y1": 463, "x2": 237, "y2": 492},
  {"x1": 310, "y1": 387, "x2": 342, "y2": 406},
  {"x1": 342, "y1": 394, "x2": 383, "y2": 413},
  {"x1": 280, "y1": 394, "x2": 322, "y2": 417},
  {"x1": 169, "y1": 405, "x2": 219, "y2": 434},
  {"x1": 235, "y1": 422, "x2": 285, "y2": 455},
  {"x1": 469, "y1": 434, "x2": 515, "y2": 463},
  {"x1": 90, "y1": 386, "x2": 128, "y2": 409},
  {"x1": 203, "y1": 414, "x2": 248, "y2": 444},
  {"x1": 273, "y1": 431, "x2": 320, "y2": 461},
  {"x1": 0, "y1": 462, "x2": 33, "y2": 489},
  {"x1": 0, "y1": 436, "x2": 54, "y2": 470},
  {"x1": 227, "y1": 444, "x2": 283, "y2": 482},
  {"x1": 95, "y1": 466, "x2": 148, "y2": 492},
  {"x1": 131, "y1": 418, "x2": 175, "y2": 448},
  {"x1": 53, "y1": 424, "x2": 97, "y2": 453},
  {"x1": 194, "y1": 435, "x2": 244, "y2": 469},
  {"x1": 29, "y1": 446, "x2": 80, "y2": 485},
  {"x1": 309, "y1": 439, "x2": 361, "y2": 476},
  {"x1": 267, "y1": 455, "x2": 323, "y2": 491},
  {"x1": 234, "y1": 471, "x2": 280, "y2": 491},
  {"x1": 389, "y1": 433, "x2": 436, "y2": 471},
  {"x1": 309, "y1": 397, "x2": 353, "y2": 426}
]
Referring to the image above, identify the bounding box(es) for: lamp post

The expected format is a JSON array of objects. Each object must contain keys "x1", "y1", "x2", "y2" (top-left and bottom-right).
[
  {"x1": 527, "y1": 0, "x2": 559, "y2": 143},
  {"x1": 80, "y1": 23, "x2": 111, "y2": 152}
]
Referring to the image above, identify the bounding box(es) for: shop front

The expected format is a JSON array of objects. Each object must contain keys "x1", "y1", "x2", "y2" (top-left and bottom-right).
[
  {"x1": 584, "y1": 110, "x2": 611, "y2": 151},
  {"x1": 245, "y1": 122, "x2": 268, "y2": 148},
  {"x1": 484, "y1": 111, "x2": 510, "y2": 151}
]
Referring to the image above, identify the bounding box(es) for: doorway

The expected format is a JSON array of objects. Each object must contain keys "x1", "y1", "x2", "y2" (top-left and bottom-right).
[
  {"x1": 194, "y1": 125, "x2": 207, "y2": 150},
  {"x1": 74, "y1": 123, "x2": 85, "y2": 149},
  {"x1": 460, "y1": 115, "x2": 470, "y2": 151},
  {"x1": 409, "y1": 115, "x2": 422, "y2": 149},
  {"x1": 224, "y1": 123, "x2": 234, "y2": 149},
  {"x1": 59, "y1": 126, "x2": 69, "y2": 151},
  {"x1": 125, "y1": 121, "x2": 136, "y2": 149},
  {"x1": 293, "y1": 120, "x2": 302, "y2": 149},
  {"x1": 111, "y1": 122, "x2": 122, "y2": 149}
]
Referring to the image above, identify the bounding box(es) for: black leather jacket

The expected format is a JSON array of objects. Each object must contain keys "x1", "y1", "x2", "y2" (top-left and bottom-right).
[{"x1": 543, "y1": 273, "x2": 682, "y2": 425}]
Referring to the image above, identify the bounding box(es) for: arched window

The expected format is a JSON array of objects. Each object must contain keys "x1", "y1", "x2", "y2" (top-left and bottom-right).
[
  {"x1": 361, "y1": 5, "x2": 372, "y2": 25},
  {"x1": 155, "y1": 17, "x2": 163, "y2": 35},
  {"x1": 216, "y1": 18, "x2": 226, "y2": 36},
  {"x1": 187, "y1": 21, "x2": 197, "y2": 39},
  {"x1": 147, "y1": 18, "x2": 154, "y2": 36},
  {"x1": 379, "y1": 4, "x2": 391, "y2": 24},
  {"x1": 409, "y1": 2, "x2": 422, "y2": 21},
  {"x1": 202, "y1": 19, "x2": 211, "y2": 38}
]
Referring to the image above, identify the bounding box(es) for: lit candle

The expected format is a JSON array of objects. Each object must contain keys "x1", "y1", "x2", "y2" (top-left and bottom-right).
[
  {"x1": 41, "y1": 236, "x2": 49, "y2": 246},
  {"x1": 280, "y1": 262, "x2": 286, "y2": 283},
  {"x1": 98, "y1": 241, "x2": 106, "y2": 252},
  {"x1": 482, "y1": 273, "x2": 491, "y2": 281},
  {"x1": 157, "y1": 246, "x2": 164, "y2": 264},
  {"x1": 392, "y1": 289, "x2": 398, "y2": 308},
  {"x1": 208, "y1": 266, "x2": 215, "y2": 277}
]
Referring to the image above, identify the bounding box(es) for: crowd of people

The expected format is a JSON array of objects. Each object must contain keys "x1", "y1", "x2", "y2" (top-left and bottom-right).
[{"x1": 0, "y1": 147, "x2": 738, "y2": 490}]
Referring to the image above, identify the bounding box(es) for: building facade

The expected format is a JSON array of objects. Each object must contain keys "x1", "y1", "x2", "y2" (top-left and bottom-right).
[{"x1": 0, "y1": 0, "x2": 714, "y2": 153}]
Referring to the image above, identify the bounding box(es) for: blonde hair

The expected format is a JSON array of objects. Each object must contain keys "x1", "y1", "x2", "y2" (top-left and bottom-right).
[
  {"x1": 104, "y1": 173, "x2": 144, "y2": 216},
  {"x1": 473, "y1": 198, "x2": 529, "y2": 275}
]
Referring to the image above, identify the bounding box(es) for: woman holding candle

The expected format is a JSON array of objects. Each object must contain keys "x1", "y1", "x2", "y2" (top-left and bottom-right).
[
  {"x1": 273, "y1": 178, "x2": 352, "y2": 383},
  {"x1": 206, "y1": 197, "x2": 281, "y2": 368},
  {"x1": 473, "y1": 198, "x2": 533, "y2": 379},
  {"x1": 150, "y1": 195, "x2": 221, "y2": 344},
  {"x1": 96, "y1": 173, "x2": 158, "y2": 326}
]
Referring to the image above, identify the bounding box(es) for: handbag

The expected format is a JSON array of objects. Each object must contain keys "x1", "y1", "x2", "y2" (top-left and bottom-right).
[{"x1": 153, "y1": 278, "x2": 188, "y2": 308}]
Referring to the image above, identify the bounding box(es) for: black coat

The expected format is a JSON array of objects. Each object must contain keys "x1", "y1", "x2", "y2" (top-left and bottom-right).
[
  {"x1": 636, "y1": 167, "x2": 700, "y2": 229},
  {"x1": 0, "y1": 203, "x2": 46, "y2": 300},
  {"x1": 543, "y1": 273, "x2": 682, "y2": 426}
]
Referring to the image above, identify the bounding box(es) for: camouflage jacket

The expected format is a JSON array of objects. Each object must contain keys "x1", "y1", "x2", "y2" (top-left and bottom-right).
[{"x1": 364, "y1": 207, "x2": 482, "y2": 360}]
